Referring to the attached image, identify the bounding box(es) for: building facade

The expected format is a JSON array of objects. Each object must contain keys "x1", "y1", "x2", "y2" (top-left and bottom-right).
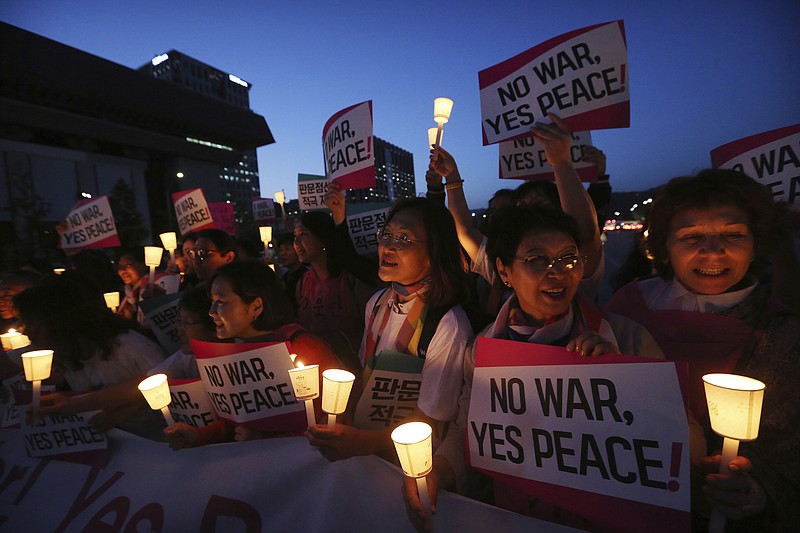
[{"x1": 344, "y1": 136, "x2": 416, "y2": 205}]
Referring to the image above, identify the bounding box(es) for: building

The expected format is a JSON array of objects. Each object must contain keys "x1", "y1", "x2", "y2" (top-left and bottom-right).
[
  {"x1": 344, "y1": 136, "x2": 416, "y2": 205},
  {"x1": 138, "y1": 50, "x2": 260, "y2": 222},
  {"x1": 0, "y1": 22, "x2": 274, "y2": 268}
]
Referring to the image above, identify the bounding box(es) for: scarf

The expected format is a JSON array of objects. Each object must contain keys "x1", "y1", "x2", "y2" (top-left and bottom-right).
[
  {"x1": 506, "y1": 298, "x2": 568, "y2": 342},
  {"x1": 364, "y1": 280, "x2": 430, "y2": 367}
]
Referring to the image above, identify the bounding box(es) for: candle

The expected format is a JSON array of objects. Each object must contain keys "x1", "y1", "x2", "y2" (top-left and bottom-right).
[
  {"x1": 321, "y1": 369, "x2": 355, "y2": 428},
  {"x1": 53, "y1": 268, "x2": 66, "y2": 275},
  {"x1": 432, "y1": 97, "x2": 453, "y2": 160},
  {"x1": 427, "y1": 127, "x2": 441, "y2": 149},
  {"x1": 259, "y1": 226, "x2": 273, "y2": 258},
  {"x1": 159, "y1": 232, "x2": 178, "y2": 265},
  {"x1": 274, "y1": 191, "x2": 285, "y2": 206},
  {"x1": 103, "y1": 291, "x2": 120, "y2": 313},
  {"x1": 392, "y1": 421, "x2": 434, "y2": 515},
  {"x1": 702, "y1": 373, "x2": 765, "y2": 533},
  {"x1": 1, "y1": 329, "x2": 31, "y2": 351},
  {"x1": 21, "y1": 349, "x2": 54, "y2": 417},
  {"x1": 138, "y1": 373, "x2": 175, "y2": 427},
  {"x1": 288, "y1": 361, "x2": 320, "y2": 427},
  {"x1": 144, "y1": 246, "x2": 163, "y2": 285}
]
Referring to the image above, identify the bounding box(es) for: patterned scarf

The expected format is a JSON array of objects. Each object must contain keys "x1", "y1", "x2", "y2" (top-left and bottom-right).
[
  {"x1": 364, "y1": 280, "x2": 430, "y2": 367},
  {"x1": 506, "y1": 298, "x2": 568, "y2": 342}
]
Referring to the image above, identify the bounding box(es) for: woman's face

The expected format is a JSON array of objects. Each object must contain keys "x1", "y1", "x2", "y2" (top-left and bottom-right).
[
  {"x1": 666, "y1": 204, "x2": 754, "y2": 295},
  {"x1": 377, "y1": 209, "x2": 431, "y2": 286},
  {"x1": 496, "y1": 229, "x2": 584, "y2": 323},
  {"x1": 209, "y1": 277, "x2": 263, "y2": 340},
  {"x1": 293, "y1": 222, "x2": 326, "y2": 265},
  {"x1": 176, "y1": 308, "x2": 215, "y2": 353},
  {"x1": 117, "y1": 255, "x2": 144, "y2": 286}
]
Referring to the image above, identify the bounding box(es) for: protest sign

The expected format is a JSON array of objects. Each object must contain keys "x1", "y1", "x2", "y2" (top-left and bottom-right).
[
  {"x1": 23, "y1": 412, "x2": 108, "y2": 460},
  {"x1": 468, "y1": 337, "x2": 690, "y2": 533},
  {"x1": 499, "y1": 131, "x2": 597, "y2": 181},
  {"x1": 167, "y1": 379, "x2": 219, "y2": 428},
  {"x1": 192, "y1": 340, "x2": 305, "y2": 432},
  {"x1": 252, "y1": 197, "x2": 277, "y2": 222},
  {"x1": 345, "y1": 203, "x2": 390, "y2": 255},
  {"x1": 711, "y1": 124, "x2": 800, "y2": 210},
  {"x1": 140, "y1": 292, "x2": 182, "y2": 355},
  {"x1": 479, "y1": 21, "x2": 629, "y2": 146},
  {"x1": 298, "y1": 173, "x2": 330, "y2": 211},
  {"x1": 1, "y1": 373, "x2": 26, "y2": 428},
  {"x1": 173, "y1": 189, "x2": 214, "y2": 236},
  {"x1": 59, "y1": 195, "x2": 120, "y2": 250},
  {"x1": 208, "y1": 202, "x2": 236, "y2": 235},
  {"x1": 354, "y1": 351, "x2": 422, "y2": 430},
  {"x1": 322, "y1": 101, "x2": 376, "y2": 189},
  {"x1": 155, "y1": 272, "x2": 181, "y2": 294}
]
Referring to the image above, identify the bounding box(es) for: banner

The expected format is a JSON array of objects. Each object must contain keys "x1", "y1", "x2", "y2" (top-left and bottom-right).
[
  {"x1": 322, "y1": 100, "x2": 376, "y2": 189},
  {"x1": 192, "y1": 340, "x2": 305, "y2": 432},
  {"x1": 345, "y1": 203, "x2": 390, "y2": 255},
  {"x1": 710, "y1": 124, "x2": 800, "y2": 210},
  {"x1": 468, "y1": 337, "x2": 690, "y2": 533},
  {"x1": 354, "y1": 350, "x2": 422, "y2": 430},
  {"x1": 252, "y1": 197, "x2": 277, "y2": 222},
  {"x1": 59, "y1": 195, "x2": 120, "y2": 250},
  {"x1": 298, "y1": 173, "x2": 330, "y2": 211},
  {"x1": 167, "y1": 379, "x2": 219, "y2": 428},
  {"x1": 499, "y1": 131, "x2": 597, "y2": 181},
  {"x1": 140, "y1": 292, "x2": 183, "y2": 355},
  {"x1": 0, "y1": 427, "x2": 559, "y2": 532},
  {"x1": 208, "y1": 202, "x2": 236, "y2": 235},
  {"x1": 479, "y1": 21, "x2": 629, "y2": 145},
  {"x1": 173, "y1": 189, "x2": 214, "y2": 236}
]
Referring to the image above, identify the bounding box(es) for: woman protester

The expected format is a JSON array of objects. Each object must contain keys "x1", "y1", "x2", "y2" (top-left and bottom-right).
[
  {"x1": 403, "y1": 205, "x2": 663, "y2": 531},
  {"x1": 164, "y1": 261, "x2": 342, "y2": 449},
  {"x1": 605, "y1": 169, "x2": 799, "y2": 531},
  {"x1": 305, "y1": 197, "x2": 474, "y2": 463}
]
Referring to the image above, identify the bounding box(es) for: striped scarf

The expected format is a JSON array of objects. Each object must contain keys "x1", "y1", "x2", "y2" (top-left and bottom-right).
[
  {"x1": 364, "y1": 280, "x2": 430, "y2": 367},
  {"x1": 506, "y1": 299, "x2": 568, "y2": 342}
]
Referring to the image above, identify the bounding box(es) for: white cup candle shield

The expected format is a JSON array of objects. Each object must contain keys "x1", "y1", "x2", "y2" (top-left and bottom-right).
[
  {"x1": 259, "y1": 226, "x2": 273, "y2": 257},
  {"x1": 138, "y1": 373, "x2": 175, "y2": 427},
  {"x1": 103, "y1": 291, "x2": 120, "y2": 313},
  {"x1": 144, "y1": 246, "x2": 163, "y2": 285},
  {"x1": 1, "y1": 329, "x2": 31, "y2": 351},
  {"x1": 702, "y1": 373, "x2": 766, "y2": 533},
  {"x1": 288, "y1": 361, "x2": 320, "y2": 427},
  {"x1": 274, "y1": 191, "x2": 285, "y2": 206},
  {"x1": 432, "y1": 97, "x2": 453, "y2": 160},
  {"x1": 21, "y1": 349, "x2": 54, "y2": 415},
  {"x1": 321, "y1": 369, "x2": 355, "y2": 428},
  {"x1": 427, "y1": 127, "x2": 442, "y2": 150},
  {"x1": 392, "y1": 422, "x2": 434, "y2": 515},
  {"x1": 159, "y1": 232, "x2": 178, "y2": 265}
]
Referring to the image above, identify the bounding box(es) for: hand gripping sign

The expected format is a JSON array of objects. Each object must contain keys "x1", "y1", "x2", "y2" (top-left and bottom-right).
[
  {"x1": 173, "y1": 188, "x2": 214, "y2": 236},
  {"x1": 59, "y1": 195, "x2": 120, "y2": 250},
  {"x1": 711, "y1": 124, "x2": 800, "y2": 210},
  {"x1": 468, "y1": 337, "x2": 690, "y2": 533},
  {"x1": 479, "y1": 21, "x2": 629, "y2": 146},
  {"x1": 322, "y1": 100, "x2": 376, "y2": 189}
]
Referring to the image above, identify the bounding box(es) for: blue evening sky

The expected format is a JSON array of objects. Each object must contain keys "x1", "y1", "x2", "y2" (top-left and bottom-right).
[{"x1": 2, "y1": 1, "x2": 798, "y2": 208}]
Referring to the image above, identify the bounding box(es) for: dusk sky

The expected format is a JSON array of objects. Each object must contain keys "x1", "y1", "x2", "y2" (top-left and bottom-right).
[{"x1": 2, "y1": 1, "x2": 798, "y2": 208}]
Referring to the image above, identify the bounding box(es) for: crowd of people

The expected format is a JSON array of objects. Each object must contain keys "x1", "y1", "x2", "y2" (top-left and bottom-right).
[{"x1": 1, "y1": 113, "x2": 798, "y2": 532}]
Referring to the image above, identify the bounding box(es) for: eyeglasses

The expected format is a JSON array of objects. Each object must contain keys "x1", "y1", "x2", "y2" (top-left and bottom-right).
[
  {"x1": 188, "y1": 249, "x2": 220, "y2": 262},
  {"x1": 375, "y1": 229, "x2": 426, "y2": 250},
  {"x1": 116, "y1": 263, "x2": 136, "y2": 271},
  {"x1": 514, "y1": 253, "x2": 584, "y2": 274}
]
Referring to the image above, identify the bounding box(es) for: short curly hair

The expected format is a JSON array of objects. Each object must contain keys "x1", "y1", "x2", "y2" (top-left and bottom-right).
[{"x1": 645, "y1": 168, "x2": 791, "y2": 280}]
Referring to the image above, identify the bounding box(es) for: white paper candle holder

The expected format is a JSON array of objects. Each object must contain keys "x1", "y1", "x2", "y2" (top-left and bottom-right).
[
  {"x1": 1, "y1": 329, "x2": 31, "y2": 351},
  {"x1": 22, "y1": 349, "x2": 53, "y2": 415},
  {"x1": 144, "y1": 246, "x2": 163, "y2": 285},
  {"x1": 138, "y1": 373, "x2": 175, "y2": 427},
  {"x1": 321, "y1": 369, "x2": 355, "y2": 427},
  {"x1": 159, "y1": 232, "x2": 178, "y2": 264},
  {"x1": 392, "y1": 421, "x2": 434, "y2": 515},
  {"x1": 288, "y1": 362, "x2": 320, "y2": 427},
  {"x1": 433, "y1": 97, "x2": 454, "y2": 124},
  {"x1": 103, "y1": 291, "x2": 120, "y2": 312},
  {"x1": 274, "y1": 191, "x2": 285, "y2": 206},
  {"x1": 427, "y1": 127, "x2": 441, "y2": 149}
]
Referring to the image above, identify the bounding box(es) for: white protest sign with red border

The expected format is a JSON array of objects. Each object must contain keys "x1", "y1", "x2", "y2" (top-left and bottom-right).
[
  {"x1": 173, "y1": 189, "x2": 214, "y2": 236},
  {"x1": 167, "y1": 378, "x2": 219, "y2": 428},
  {"x1": 711, "y1": 124, "x2": 800, "y2": 210},
  {"x1": 208, "y1": 202, "x2": 236, "y2": 235},
  {"x1": 468, "y1": 337, "x2": 690, "y2": 533},
  {"x1": 322, "y1": 101, "x2": 376, "y2": 189},
  {"x1": 252, "y1": 197, "x2": 277, "y2": 223},
  {"x1": 479, "y1": 21, "x2": 629, "y2": 146},
  {"x1": 192, "y1": 340, "x2": 305, "y2": 433},
  {"x1": 499, "y1": 131, "x2": 598, "y2": 182},
  {"x1": 59, "y1": 195, "x2": 120, "y2": 250}
]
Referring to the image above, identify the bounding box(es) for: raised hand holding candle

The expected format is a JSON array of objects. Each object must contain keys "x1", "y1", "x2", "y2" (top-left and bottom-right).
[
  {"x1": 144, "y1": 246, "x2": 163, "y2": 286},
  {"x1": 103, "y1": 291, "x2": 120, "y2": 313},
  {"x1": 138, "y1": 373, "x2": 175, "y2": 427},
  {"x1": 321, "y1": 369, "x2": 355, "y2": 428},
  {"x1": 392, "y1": 421, "x2": 434, "y2": 516},
  {"x1": 21, "y1": 349, "x2": 53, "y2": 418},
  {"x1": 288, "y1": 360, "x2": 320, "y2": 427},
  {"x1": 159, "y1": 232, "x2": 178, "y2": 265},
  {"x1": 1, "y1": 328, "x2": 31, "y2": 351},
  {"x1": 702, "y1": 373, "x2": 765, "y2": 533}
]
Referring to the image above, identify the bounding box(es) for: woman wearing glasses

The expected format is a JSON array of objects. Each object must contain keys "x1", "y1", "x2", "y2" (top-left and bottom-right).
[
  {"x1": 402, "y1": 205, "x2": 663, "y2": 531},
  {"x1": 115, "y1": 248, "x2": 150, "y2": 322},
  {"x1": 306, "y1": 197, "x2": 474, "y2": 463}
]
